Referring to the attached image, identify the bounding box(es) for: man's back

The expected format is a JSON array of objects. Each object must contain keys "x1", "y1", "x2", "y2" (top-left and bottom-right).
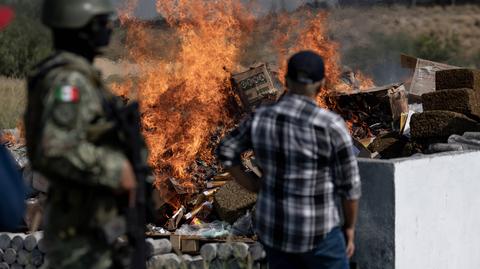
[
  {"x1": 217, "y1": 51, "x2": 361, "y2": 269},
  {"x1": 251, "y1": 93, "x2": 360, "y2": 252}
]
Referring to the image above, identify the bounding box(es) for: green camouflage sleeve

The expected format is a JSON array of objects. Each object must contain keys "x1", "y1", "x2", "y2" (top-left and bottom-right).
[{"x1": 39, "y1": 70, "x2": 127, "y2": 189}]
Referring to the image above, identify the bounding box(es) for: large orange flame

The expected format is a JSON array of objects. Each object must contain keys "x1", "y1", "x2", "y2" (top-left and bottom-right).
[{"x1": 113, "y1": 1, "x2": 374, "y2": 205}]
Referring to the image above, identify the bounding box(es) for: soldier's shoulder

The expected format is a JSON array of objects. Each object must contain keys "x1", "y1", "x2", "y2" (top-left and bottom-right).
[
  {"x1": 30, "y1": 51, "x2": 96, "y2": 83},
  {"x1": 32, "y1": 53, "x2": 96, "y2": 91}
]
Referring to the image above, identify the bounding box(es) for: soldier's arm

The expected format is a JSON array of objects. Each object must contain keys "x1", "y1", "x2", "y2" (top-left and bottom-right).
[{"x1": 38, "y1": 70, "x2": 128, "y2": 189}]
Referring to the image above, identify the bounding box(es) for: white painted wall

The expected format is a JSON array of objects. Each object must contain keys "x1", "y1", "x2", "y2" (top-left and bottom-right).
[
  {"x1": 394, "y1": 151, "x2": 480, "y2": 269},
  {"x1": 356, "y1": 151, "x2": 480, "y2": 269}
]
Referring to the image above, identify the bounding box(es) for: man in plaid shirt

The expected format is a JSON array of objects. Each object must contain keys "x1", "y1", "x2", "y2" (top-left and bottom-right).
[{"x1": 217, "y1": 51, "x2": 361, "y2": 269}]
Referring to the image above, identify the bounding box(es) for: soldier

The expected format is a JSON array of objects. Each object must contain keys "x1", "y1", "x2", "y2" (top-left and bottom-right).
[{"x1": 24, "y1": 0, "x2": 149, "y2": 268}]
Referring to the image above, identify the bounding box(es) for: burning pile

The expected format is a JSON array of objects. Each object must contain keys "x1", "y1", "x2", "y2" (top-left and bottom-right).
[{"x1": 113, "y1": 0, "x2": 374, "y2": 213}]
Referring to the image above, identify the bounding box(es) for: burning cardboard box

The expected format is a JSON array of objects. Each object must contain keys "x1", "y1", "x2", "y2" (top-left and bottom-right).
[
  {"x1": 231, "y1": 64, "x2": 285, "y2": 111},
  {"x1": 329, "y1": 83, "x2": 409, "y2": 140}
]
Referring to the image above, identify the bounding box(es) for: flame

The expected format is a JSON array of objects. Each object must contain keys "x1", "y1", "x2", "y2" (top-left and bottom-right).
[
  {"x1": 0, "y1": 133, "x2": 15, "y2": 145},
  {"x1": 114, "y1": 1, "x2": 375, "y2": 206},
  {"x1": 113, "y1": 0, "x2": 256, "y2": 205}
]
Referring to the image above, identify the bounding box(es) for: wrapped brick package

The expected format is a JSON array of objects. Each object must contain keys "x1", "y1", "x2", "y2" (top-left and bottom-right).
[
  {"x1": 422, "y1": 88, "x2": 480, "y2": 119},
  {"x1": 410, "y1": 110, "x2": 480, "y2": 139},
  {"x1": 213, "y1": 180, "x2": 257, "y2": 224},
  {"x1": 436, "y1": 69, "x2": 480, "y2": 91}
]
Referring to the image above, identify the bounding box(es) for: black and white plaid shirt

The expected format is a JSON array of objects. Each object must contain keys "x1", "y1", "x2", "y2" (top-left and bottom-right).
[{"x1": 217, "y1": 93, "x2": 361, "y2": 253}]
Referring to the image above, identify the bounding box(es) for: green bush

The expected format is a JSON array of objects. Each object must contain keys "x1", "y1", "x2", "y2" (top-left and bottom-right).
[
  {"x1": 413, "y1": 33, "x2": 461, "y2": 63},
  {"x1": 0, "y1": 0, "x2": 52, "y2": 77}
]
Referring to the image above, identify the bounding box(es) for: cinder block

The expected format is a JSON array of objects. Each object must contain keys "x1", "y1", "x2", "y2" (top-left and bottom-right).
[
  {"x1": 436, "y1": 69, "x2": 480, "y2": 91},
  {"x1": 213, "y1": 181, "x2": 257, "y2": 223},
  {"x1": 422, "y1": 88, "x2": 480, "y2": 118},
  {"x1": 410, "y1": 110, "x2": 479, "y2": 139}
]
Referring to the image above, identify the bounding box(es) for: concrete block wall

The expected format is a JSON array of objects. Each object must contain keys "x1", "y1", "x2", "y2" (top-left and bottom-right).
[{"x1": 355, "y1": 151, "x2": 480, "y2": 269}]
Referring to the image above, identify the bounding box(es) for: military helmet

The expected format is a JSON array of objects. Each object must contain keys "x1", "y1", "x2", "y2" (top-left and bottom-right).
[{"x1": 42, "y1": 0, "x2": 115, "y2": 29}]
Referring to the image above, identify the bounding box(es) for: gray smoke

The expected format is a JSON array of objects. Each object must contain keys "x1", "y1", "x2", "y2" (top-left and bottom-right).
[{"x1": 115, "y1": 0, "x2": 324, "y2": 19}]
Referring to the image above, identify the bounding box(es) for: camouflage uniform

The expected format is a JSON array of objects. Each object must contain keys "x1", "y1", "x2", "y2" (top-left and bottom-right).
[{"x1": 25, "y1": 51, "x2": 136, "y2": 269}]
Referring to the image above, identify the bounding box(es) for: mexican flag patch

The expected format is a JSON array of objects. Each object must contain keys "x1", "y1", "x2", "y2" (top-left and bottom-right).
[{"x1": 55, "y1": 85, "x2": 80, "y2": 103}]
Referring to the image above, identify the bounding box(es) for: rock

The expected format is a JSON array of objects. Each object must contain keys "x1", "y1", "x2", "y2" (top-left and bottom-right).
[
  {"x1": 213, "y1": 181, "x2": 257, "y2": 223},
  {"x1": 436, "y1": 69, "x2": 480, "y2": 91},
  {"x1": 0, "y1": 262, "x2": 9, "y2": 269},
  {"x1": 410, "y1": 111, "x2": 480, "y2": 139},
  {"x1": 422, "y1": 88, "x2": 480, "y2": 119}
]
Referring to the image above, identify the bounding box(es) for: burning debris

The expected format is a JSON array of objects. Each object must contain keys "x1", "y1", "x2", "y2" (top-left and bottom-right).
[
  {"x1": 63, "y1": 0, "x2": 480, "y2": 258},
  {"x1": 3, "y1": 1, "x2": 480, "y2": 268},
  {"x1": 328, "y1": 83, "x2": 408, "y2": 140},
  {"x1": 113, "y1": 0, "x2": 376, "y2": 215},
  {"x1": 231, "y1": 63, "x2": 285, "y2": 111}
]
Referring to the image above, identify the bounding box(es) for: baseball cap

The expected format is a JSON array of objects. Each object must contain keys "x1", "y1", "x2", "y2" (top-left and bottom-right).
[
  {"x1": 0, "y1": 6, "x2": 14, "y2": 31},
  {"x1": 286, "y1": 51, "x2": 325, "y2": 84}
]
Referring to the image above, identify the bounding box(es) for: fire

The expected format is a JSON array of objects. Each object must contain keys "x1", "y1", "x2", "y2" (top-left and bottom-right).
[
  {"x1": 113, "y1": 0, "x2": 256, "y2": 205},
  {"x1": 272, "y1": 11, "x2": 341, "y2": 108},
  {"x1": 0, "y1": 132, "x2": 15, "y2": 145},
  {"x1": 114, "y1": 1, "x2": 374, "y2": 205}
]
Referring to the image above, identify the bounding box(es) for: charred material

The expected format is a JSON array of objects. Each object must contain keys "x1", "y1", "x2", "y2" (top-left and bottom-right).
[{"x1": 328, "y1": 83, "x2": 408, "y2": 140}]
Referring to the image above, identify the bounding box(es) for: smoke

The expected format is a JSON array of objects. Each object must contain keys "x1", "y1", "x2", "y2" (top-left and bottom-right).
[{"x1": 115, "y1": 0, "x2": 326, "y2": 19}]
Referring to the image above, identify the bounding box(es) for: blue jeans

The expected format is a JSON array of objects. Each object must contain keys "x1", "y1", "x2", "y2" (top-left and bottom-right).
[{"x1": 264, "y1": 227, "x2": 349, "y2": 269}]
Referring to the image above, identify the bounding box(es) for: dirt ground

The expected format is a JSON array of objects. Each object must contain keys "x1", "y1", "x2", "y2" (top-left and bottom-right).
[{"x1": 328, "y1": 4, "x2": 480, "y2": 56}]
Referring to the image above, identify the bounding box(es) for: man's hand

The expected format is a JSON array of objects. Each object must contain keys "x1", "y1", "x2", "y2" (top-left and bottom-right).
[
  {"x1": 344, "y1": 227, "x2": 355, "y2": 258},
  {"x1": 120, "y1": 160, "x2": 137, "y2": 192},
  {"x1": 342, "y1": 199, "x2": 359, "y2": 259}
]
